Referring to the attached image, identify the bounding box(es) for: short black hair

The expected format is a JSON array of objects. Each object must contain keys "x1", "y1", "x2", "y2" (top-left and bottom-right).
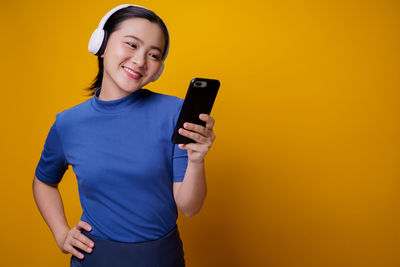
[{"x1": 83, "y1": 6, "x2": 169, "y2": 96}]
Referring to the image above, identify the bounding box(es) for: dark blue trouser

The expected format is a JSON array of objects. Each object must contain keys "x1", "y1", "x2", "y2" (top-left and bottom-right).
[{"x1": 70, "y1": 225, "x2": 185, "y2": 267}]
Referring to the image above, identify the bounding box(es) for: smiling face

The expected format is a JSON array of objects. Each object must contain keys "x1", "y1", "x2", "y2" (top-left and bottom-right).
[{"x1": 99, "y1": 17, "x2": 166, "y2": 100}]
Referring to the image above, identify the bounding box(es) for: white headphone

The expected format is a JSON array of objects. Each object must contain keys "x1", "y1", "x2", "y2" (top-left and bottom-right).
[{"x1": 88, "y1": 4, "x2": 169, "y2": 82}]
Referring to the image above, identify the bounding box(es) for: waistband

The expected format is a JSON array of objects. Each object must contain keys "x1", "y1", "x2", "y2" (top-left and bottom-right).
[{"x1": 71, "y1": 224, "x2": 185, "y2": 267}]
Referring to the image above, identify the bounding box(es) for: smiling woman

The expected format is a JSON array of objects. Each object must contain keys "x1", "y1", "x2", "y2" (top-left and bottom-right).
[
  {"x1": 99, "y1": 17, "x2": 166, "y2": 99},
  {"x1": 86, "y1": 4, "x2": 170, "y2": 100},
  {"x1": 32, "y1": 4, "x2": 217, "y2": 267}
]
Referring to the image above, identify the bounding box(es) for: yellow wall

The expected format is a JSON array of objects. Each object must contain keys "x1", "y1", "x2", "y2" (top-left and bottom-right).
[{"x1": 1, "y1": 0, "x2": 399, "y2": 266}]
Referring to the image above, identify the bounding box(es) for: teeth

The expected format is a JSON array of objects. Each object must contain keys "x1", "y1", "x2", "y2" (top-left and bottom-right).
[{"x1": 124, "y1": 67, "x2": 141, "y2": 77}]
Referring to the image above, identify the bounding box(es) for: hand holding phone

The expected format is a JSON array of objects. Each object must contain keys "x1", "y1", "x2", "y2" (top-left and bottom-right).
[{"x1": 172, "y1": 78, "x2": 220, "y2": 144}]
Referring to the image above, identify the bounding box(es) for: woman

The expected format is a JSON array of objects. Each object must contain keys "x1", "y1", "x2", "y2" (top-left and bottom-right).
[{"x1": 32, "y1": 4, "x2": 216, "y2": 267}]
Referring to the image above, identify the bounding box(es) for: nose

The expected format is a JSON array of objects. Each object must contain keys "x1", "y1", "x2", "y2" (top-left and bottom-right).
[{"x1": 132, "y1": 50, "x2": 146, "y2": 68}]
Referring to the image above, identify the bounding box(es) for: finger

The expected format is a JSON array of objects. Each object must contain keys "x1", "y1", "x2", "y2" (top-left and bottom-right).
[
  {"x1": 180, "y1": 142, "x2": 207, "y2": 152},
  {"x1": 178, "y1": 143, "x2": 197, "y2": 150},
  {"x1": 73, "y1": 231, "x2": 95, "y2": 248},
  {"x1": 77, "y1": 221, "x2": 92, "y2": 232},
  {"x1": 183, "y1": 122, "x2": 209, "y2": 137},
  {"x1": 178, "y1": 128, "x2": 207, "y2": 143},
  {"x1": 65, "y1": 244, "x2": 85, "y2": 259},
  {"x1": 71, "y1": 237, "x2": 93, "y2": 254},
  {"x1": 178, "y1": 144, "x2": 186, "y2": 150},
  {"x1": 199, "y1": 114, "x2": 215, "y2": 130}
]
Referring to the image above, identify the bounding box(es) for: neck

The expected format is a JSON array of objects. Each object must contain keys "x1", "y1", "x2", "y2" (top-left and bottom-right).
[{"x1": 99, "y1": 76, "x2": 140, "y2": 101}]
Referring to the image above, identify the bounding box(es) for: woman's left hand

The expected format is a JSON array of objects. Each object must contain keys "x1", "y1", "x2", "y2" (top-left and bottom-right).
[{"x1": 178, "y1": 114, "x2": 216, "y2": 164}]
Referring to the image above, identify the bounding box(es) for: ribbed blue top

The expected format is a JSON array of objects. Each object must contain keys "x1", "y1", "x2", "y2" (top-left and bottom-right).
[
  {"x1": 91, "y1": 87, "x2": 144, "y2": 113},
  {"x1": 35, "y1": 87, "x2": 188, "y2": 242}
]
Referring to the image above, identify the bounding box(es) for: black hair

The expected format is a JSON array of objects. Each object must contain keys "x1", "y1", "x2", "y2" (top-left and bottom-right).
[{"x1": 83, "y1": 6, "x2": 169, "y2": 96}]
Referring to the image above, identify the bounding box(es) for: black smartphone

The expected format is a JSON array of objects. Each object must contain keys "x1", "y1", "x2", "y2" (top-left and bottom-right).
[{"x1": 172, "y1": 77, "x2": 220, "y2": 144}]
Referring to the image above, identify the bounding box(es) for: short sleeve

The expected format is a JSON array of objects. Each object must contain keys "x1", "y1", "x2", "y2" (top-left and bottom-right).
[
  {"x1": 172, "y1": 99, "x2": 188, "y2": 182},
  {"x1": 35, "y1": 118, "x2": 69, "y2": 184},
  {"x1": 173, "y1": 143, "x2": 188, "y2": 182}
]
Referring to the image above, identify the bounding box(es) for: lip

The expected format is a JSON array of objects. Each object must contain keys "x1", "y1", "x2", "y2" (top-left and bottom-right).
[{"x1": 122, "y1": 66, "x2": 143, "y2": 80}]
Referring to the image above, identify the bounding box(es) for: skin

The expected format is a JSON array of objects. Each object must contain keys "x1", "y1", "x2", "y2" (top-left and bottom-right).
[{"x1": 32, "y1": 17, "x2": 216, "y2": 260}]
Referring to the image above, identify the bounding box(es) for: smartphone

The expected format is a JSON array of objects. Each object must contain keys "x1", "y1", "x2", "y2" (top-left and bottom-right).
[{"x1": 172, "y1": 77, "x2": 220, "y2": 144}]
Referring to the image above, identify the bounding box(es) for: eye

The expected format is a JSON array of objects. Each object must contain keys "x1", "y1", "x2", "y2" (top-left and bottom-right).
[
  {"x1": 149, "y1": 53, "x2": 161, "y2": 61},
  {"x1": 126, "y1": 42, "x2": 137, "y2": 48}
]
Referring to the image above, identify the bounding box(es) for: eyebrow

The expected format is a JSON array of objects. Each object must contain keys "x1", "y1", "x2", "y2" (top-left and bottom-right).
[{"x1": 123, "y1": 35, "x2": 163, "y2": 54}]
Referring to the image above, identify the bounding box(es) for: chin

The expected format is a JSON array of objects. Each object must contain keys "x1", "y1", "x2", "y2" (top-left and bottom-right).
[{"x1": 120, "y1": 81, "x2": 142, "y2": 92}]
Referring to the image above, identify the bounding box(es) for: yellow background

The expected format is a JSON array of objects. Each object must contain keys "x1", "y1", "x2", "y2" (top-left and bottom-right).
[{"x1": 1, "y1": 0, "x2": 399, "y2": 266}]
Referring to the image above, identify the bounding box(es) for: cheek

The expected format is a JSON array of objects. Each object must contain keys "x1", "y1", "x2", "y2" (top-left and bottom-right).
[
  {"x1": 149, "y1": 62, "x2": 162, "y2": 73},
  {"x1": 108, "y1": 45, "x2": 129, "y2": 62}
]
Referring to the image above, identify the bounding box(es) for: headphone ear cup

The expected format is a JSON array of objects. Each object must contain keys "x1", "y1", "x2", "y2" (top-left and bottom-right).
[
  {"x1": 96, "y1": 30, "x2": 108, "y2": 56},
  {"x1": 152, "y1": 63, "x2": 164, "y2": 82},
  {"x1": 88, "y1": 28, "x2": 105, "y2": 55}
]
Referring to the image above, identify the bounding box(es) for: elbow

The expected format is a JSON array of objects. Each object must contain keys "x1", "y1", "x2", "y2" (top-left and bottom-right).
[
  {"x1": 181, "y1": 201, "x2": 205, "y2": 218},
  {"x1": 178, "y1": 191, "x2": 207, "y2": 218},
  {"x1": 183, "y1": 208, "x2": 200, "y2": 218}
]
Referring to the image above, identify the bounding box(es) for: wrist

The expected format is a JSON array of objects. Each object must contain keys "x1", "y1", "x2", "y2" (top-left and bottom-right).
[{"x1": 54, "y1": 226, "x2": 70, "y2": 250}]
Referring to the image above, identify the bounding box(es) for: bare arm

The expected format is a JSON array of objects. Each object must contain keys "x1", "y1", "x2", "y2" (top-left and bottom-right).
[
  {"x1": 32, "y1": 176, "x2": 70, "y2": 248},
  {"x1": 173, "y1": 161, "x2": 207, "y2": 217},
  {"x1": 173, "y1": 114, "x2": 216, "y2": 217},
  {"x1": 32, "y1": 176, "x2": 94, "y2": 259}
]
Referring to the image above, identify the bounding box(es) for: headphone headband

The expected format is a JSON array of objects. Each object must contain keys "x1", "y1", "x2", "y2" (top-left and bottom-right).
[{"x1": 97, "y1": 4, "x2": 133, "y2": 30}]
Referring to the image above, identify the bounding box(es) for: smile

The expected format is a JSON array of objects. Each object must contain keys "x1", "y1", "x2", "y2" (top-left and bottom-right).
[{"x1": 123, "y1": 67, "x2": 142, "y2": 80}]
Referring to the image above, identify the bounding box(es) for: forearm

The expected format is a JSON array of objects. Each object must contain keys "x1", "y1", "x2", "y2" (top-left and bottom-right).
[
  {"x1": 32, "y1": 176, "x2": 70, "y2": 248},
  {"x1": 175, "y1": 160, "x2": 207, "y2": 217}
]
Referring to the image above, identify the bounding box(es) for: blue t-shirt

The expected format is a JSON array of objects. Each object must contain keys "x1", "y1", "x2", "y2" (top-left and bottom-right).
[{"x1": 35, "y1": 87, "x2": 188, "y2": 242}]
